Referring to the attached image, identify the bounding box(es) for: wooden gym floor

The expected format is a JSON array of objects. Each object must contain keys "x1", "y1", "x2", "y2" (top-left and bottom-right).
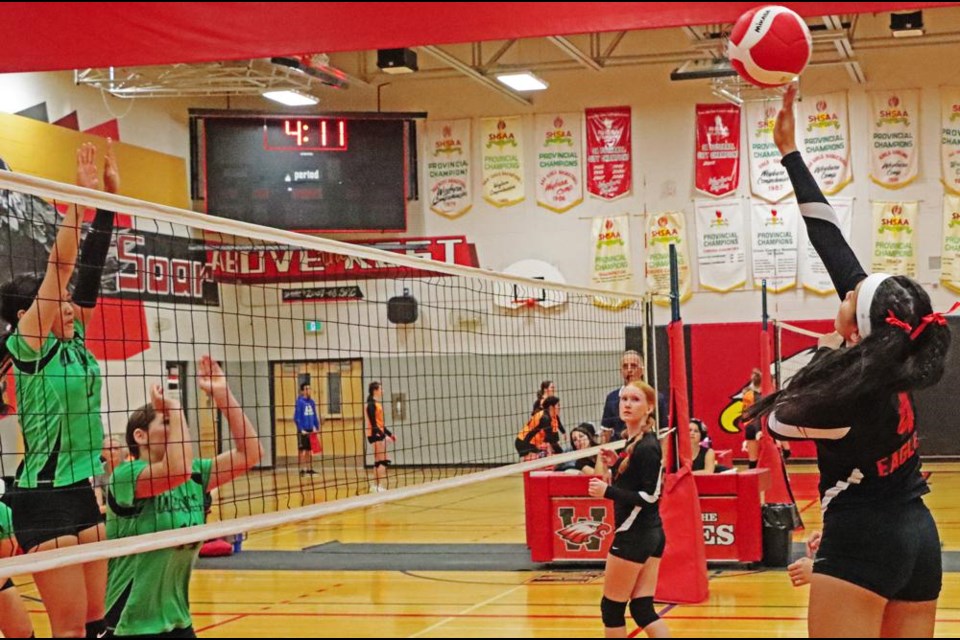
[{"x1": 12, "y1": 462, "x2": 960, "y2": 638}]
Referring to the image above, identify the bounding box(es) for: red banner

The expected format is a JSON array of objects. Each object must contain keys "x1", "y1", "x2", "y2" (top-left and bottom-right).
[
  {"x1": 585, "y1": 106, "x2": 632, "y2": 201},
  {"x1": 210, "y1": 236, "x2": 479, "y2": 284},
  {"x1": 695, "y1": 104, "x2": 741, "y2": 197}
]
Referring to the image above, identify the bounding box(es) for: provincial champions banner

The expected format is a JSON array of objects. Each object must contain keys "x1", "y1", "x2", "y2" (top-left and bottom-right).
[
  {"x1": 591, "y1": 215, "x2": 635, "y2": 309},
  {"x1": 799, "y1": 197, "x2": 853, "y2": 294},
  {"x1": 695, "y1": 199, "x2": 746, "y2": 292},
  {"x1": 798, "y1": 91, "x2": 852, "y2": 195},
  {"x1": 480, "y1": 116, "x2": 524, "y2": 207},
  {"x1": 750, "y1": 201, "x2": 799, "y2": 292},
  {"x1": 535, "y1": 113, "x2": 583, "y2": 213},
  {"x1": 942, "y1": 194, "x2": 960, "y2": 293},
  {"x1": 869, "y1": 89, "x2": 920, "y2": 189},
  {"x1": 425, "y1": 119, "x2": 472, "y2": 218},
  {"x1": 941, "y1": 87, "x2": 960, "y2": 194},
  {"x1": 646, "y1": 212, "x2": 692, "y2": 306},
  {"x1": 871, "y1": 201, "x2": 918, "y2": 277},
  {"x1": 746, "y1": 100, "x2": 793, "y2": 202}
]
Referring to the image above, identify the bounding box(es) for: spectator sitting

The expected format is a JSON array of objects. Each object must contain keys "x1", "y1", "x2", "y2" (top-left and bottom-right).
[{"x1": 690, "y1": 418, "x2": 732, "y2": 474}]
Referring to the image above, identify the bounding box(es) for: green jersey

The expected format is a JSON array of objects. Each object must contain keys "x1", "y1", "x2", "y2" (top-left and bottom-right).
[
  {"x1": 0, "y1": 500, "x2": 12, "y2": 541},
  {"x1": 106, "y1": 457, "x2": 213, "y2": 636},
  {"x1": 9, "y1": 320, "x2": 103, "y2": 488}
]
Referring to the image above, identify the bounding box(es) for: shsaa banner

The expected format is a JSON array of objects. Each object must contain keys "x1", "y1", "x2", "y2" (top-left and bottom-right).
[
  {"x1": 591, "y1": 215, "x2": 635, "y2": 309},
  {"x1": 425, "y1": 119, "x2": 472, "y2": 218},
  {"x1": 645, "y1": 211, "x2": 692, "y2": 306},
  {"x1": 694, "y1": 199, "x2": 746, "y2": 292},
  {"x1": 869, "y1": 89, "x2": 920, "y2": 189},
  {"x1": 798, "y1": 91, "x2": 852, "y2": 195},
  {"x1": 480, "y1": 116, "x2": 524, "y2": 207},
  {"x1": 799, "y1": 197, "x2": 853, "y2": 294},
  {"x1": 745, "y1": 100, "x2": 793, "y2": 202},
  {"x1": 695, "y1": 103, "x2": 741, "y2": 197},
  {"x1": 871, "y1": 201, "x2": 918, "y2": 277},
  {"x1": 585, "y1": 106, "x2": 632, "y2": 201},
  {"x1": 941, "y1": 87, "x2": 960, "y2": 194},
  {"x1": 750, "y1": 201, "x2": 799, "y2": 292},
  {"x1": 942, "y1": 194, "x2": 960, "y2": 293},
  {"x1": 535, "y1": 113, "x2": 583, "y2": 213}
]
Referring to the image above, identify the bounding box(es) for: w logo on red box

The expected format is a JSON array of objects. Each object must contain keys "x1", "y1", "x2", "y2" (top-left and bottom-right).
[{"x1": 555, "y1": 506, "x2": 611, "y2": 552}]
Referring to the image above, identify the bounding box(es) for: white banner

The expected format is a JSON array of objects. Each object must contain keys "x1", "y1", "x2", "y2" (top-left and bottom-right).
[
  {"x1": 871, "y1": 201, "x2": 918, "y2": 277},
  {"x1": 591, "y1": 215, "x2": 635, "y2": 309},
  {"x1": 869, "y1": 89, "x2": 920, "y2": 189},
  {"x1": 535, "y1": 113, "x2": 583, "y2": 213},
  {"x1": 745, "y1": 100, "x2": 793, "y2": 202},
  {"x1": 480, "y1": 116, "x2": 524, "y2": 207},
  {"x1": 799, "y1": 197, "x2": 853, "y2": 294},
  {"x1": 942, "y1": 194, "x2": 960, "y2": 293},
  {"x1": 942, "y1": 87, "x2": 960, "y2": 194},
  {"x1": 646, "y1": 212, "x2": 692, "y2": 306},
  {"x1": 694, "y1": 199, "x2": 746, "y2": 292},
  {"x1": 425, "y1": 119, "x2": 472, "y2": 218},
  {"x1": 751, "y1": 201, "x2": 799, "y2": 292},
  {"x1": 798, "y1": 92, "x2": 852, "y2": 195}
]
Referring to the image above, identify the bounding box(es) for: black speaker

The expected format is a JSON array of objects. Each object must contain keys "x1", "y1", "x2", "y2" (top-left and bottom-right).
[
  {"x1": 388, "y1": 288, "x2": 418, "y2": 324},
  {"x1": 377, "y1": 48, "x2": 418, "y2": 74},
  {"x1": 625, "y1": 325, "x2": 644, "y2": 353}
]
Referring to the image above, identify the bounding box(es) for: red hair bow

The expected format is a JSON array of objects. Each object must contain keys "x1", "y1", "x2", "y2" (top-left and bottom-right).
[{"x1": 886, "y1": 302, "x2": 960, "y2": 340}]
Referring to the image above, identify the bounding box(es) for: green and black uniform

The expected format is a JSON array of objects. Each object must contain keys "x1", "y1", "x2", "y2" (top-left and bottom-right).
[
  {"x1": 7, "y1": 319, "x2": 103, "y2": 550},
  {"x1": 0, "y1": 499, "x2": 14, "y2": 591},
  {"x1": 105, "y1": 458, "x2": 213, "y2": 638}
]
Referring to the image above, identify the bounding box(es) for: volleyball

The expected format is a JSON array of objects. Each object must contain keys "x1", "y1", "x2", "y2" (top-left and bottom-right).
[{"x1": 728, "y1": 5, "x2": 812, "y2": 88}]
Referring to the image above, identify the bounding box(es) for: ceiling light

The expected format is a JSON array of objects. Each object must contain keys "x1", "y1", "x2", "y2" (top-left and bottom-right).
[
  {"x1": 262, "y1": 90, "x2": 319, "y2": 106},
  {"x1": 496, "y1": 72, "x2": 549, "y2": 92}
]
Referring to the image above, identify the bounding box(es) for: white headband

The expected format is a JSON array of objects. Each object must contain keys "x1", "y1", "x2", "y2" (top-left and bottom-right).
[{"x1": 856, "y1": 273, "x2": 893, "y2": 338}]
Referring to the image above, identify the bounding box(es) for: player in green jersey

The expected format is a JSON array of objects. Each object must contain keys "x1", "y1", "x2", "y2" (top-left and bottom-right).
[
  {"x1": 0, "y1": 141, "x2": 119, "y2": 637},
  {"x1": 106, "y1": 355, "x2": 262, "y2": 637}
]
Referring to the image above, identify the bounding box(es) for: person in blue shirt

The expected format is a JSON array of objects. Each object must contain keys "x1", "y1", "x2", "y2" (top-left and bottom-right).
[
  {"x1": 601, "y1": 351, "x2": 668, "y2": 441},
  {"x1": 294, "y1": 382, "x2": 320, "y2": 475}
]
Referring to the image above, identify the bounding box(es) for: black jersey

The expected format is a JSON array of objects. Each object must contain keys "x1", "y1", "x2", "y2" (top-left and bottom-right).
[
  {"x1": 604, "y1": 430, "x2": 662, "y2": 531},
  {"x1": 769, "y1": 152, "x2": 928, "y2": 513}
]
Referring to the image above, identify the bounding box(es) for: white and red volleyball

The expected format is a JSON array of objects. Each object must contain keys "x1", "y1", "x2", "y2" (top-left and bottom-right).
[{"x1": 727, "y1": 5, "x2": 812, "y2": 88}]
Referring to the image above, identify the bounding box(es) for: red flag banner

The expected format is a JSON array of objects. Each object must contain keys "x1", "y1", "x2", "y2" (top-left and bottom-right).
[
  {"x1": 695, "y1": 104, "x2": 741, "y2": 197},
  {"x1": 585, "y1": 106, "x2": 632, "y2": 201}
]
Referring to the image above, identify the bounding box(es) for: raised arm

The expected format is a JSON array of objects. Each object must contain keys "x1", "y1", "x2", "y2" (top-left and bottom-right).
[
  {"x1": 134, "y1": 384, "x2": 193, "y2": 499},
  {"x1": 776, "y1": 85, "x2": 866, "y2": 299},
  {"x1": 200, "y1": 356, "x2": 262, "y2": 490}
]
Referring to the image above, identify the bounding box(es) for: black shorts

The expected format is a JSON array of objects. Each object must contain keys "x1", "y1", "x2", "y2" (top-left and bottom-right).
[
  {"x1": 10, "y1": 480, "x2": 101, "y2": 552},
  {"x1": 608, "y1": 526, "x2": 665, "y2": 564},
  {"x1": 298, "y1": 432, "x2": 312, "y2": 452},
  {"x1": 515, "y1": 438, "x2": 539, "y2": 457},
  {"x1": 815, "y1": 498, "x2": 941, "y2": 601},
  {"x1": 368, "y1": 433, "x2": 386, "y2": 444},
  {"x1": 744, "y1": 423, "x2": 759, "y2": 441}
]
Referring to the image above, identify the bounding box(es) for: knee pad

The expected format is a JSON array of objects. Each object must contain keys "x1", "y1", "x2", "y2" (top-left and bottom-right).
[
  {"x1": 629, "y1": 597, "x2": 659, "y2": 629},
  {"x1": 600, "y1": 596, "x2": 627, "y2": 628}
]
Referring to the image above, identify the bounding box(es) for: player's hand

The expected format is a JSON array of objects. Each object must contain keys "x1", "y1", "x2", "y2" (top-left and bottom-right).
[
  {"x1": 587, "y1": 478, "x2": 608, "y2": 498},
  {"x1": 774, "y1": 84, "x2": 798, "y2": 156}
]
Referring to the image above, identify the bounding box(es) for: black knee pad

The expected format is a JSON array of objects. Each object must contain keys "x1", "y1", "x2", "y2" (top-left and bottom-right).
[
  {"x1": 629, "y1": 597, "x2": 659, "y2": 629},
  {"x1": 600, "y1": 596, "x2": 627, "y2": 628}
]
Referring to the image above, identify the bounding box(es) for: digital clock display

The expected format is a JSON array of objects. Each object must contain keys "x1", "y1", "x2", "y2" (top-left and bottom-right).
[{"x1": 263, "y1": 118, "x2": 348, "y2": 151}]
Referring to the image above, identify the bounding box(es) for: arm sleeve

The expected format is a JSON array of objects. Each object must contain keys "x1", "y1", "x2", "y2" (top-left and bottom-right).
[
  {"x1": 781, "y1": 151, "x2": 866, "y2": 299},
  {"x1": 72, "y1": 209, "x2": 116, "y2": 308}
]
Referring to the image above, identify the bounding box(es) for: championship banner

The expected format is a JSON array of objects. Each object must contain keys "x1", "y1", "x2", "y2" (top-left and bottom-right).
[
  {"x1": 869, "y1": 89, "x2": 920, "y2": 189},
  {"x1": 535, "y1": 113, "x2": 583, "y2": 213},
  {"x1": 480, "y1": 116, "x2": 524, "y2": 207},
  {"x1": 585, "y1": 106, "x2": 632, "y2": 201},
  {"x1": 695, "y1": 104, "x2": 741, "y2": 197},
  {"x1": 798, "y1": 91, "x2": 852, "y2": 195},
  {"x1": 941, "y1": 87, "x2": 960, "y2": 194},
  {"x1": 591, "y1": 215, "x2": 635, "y2": 309},
  {"x1": 750, "y1": 201, "x2": 799, "y2": 292},
  {"x1": 694, "y1": 199, "x2": 746, "y2": 292},
  {"x1": 799, "y1": 197, "x2": 853, "y2": 294},
  {"x1": 871, "y1": 201, "x2": 918, "y2": 277},
  {"x1": 942, "y1": 194, "x2": 960, "y2": 293},
  {"x1": 745, "y1": 100, "x2": 793, "y2": 202},
  {"x1": 645, "y1": 212, "x2": 692, "y2": 306},
  {"x1": 425, "y1": 119, "x2": 472, "y2": 218}
]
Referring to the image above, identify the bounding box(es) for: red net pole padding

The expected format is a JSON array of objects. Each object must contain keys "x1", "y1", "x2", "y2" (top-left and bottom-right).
[
  {"x1": 757, "y1": 324, "x2": 794, "y2": 505},
  {"x1": 655, "y1": 319, "x2": 709, "y2": 604}
]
